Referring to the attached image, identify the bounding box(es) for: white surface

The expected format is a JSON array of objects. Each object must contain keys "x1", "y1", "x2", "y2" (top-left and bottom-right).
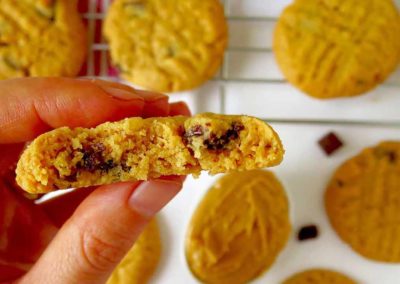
[{"x1": 153, "y1": 124, "x2": 400, "y2": 284}]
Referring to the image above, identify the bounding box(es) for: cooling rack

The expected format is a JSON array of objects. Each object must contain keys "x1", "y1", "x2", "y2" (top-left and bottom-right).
[{"x1": 79, "y1": 0, "x2": 400, "y2": 126}]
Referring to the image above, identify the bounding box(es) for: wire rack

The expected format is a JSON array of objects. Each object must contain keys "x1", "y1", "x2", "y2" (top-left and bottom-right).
[{"x1": 80, "y1": 0, "x2": 400, "y2": 126}]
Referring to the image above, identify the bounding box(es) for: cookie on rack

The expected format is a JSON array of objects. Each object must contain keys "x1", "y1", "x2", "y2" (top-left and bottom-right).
[
  {"x1": 185, "y1": 170, "x2": 291, "y2": 284},
  {"x1": 0, "y1": 0, "x2": 86, "y2": 79},
  {"x1": 16, "y1": 113, "x2": 284, "y2": 193},
  {"x1": 282, "y1": 268, "x2": 356, "y2": 284},
  {"x1": 325, "y1": 141, "x2": 400, "y2": 262},
  {"x1": 103, "y1": 0, "x2": 227, "y2": 92},
  {"x1": 273, "y1": 0, "x2": 400, "y2": 99},
  {"x1": 107, "y1": 218, "x2": 161, "y2": 284}
]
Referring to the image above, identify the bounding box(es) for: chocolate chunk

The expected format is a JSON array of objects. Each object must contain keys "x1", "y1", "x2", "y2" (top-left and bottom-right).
[
  {"x1": 204, "y1": 122, "x2": 244, "y2": 150},
  {"x1": 318, "y1": 132, "x2": 343, "y2": 156},
  {"x1": 336, "y1": 179, "x2": 344, "y2": 187},
  {"x1": 387, "y1": 151, "x2": 397, "y2": 163},
  {"x1": 99, "y1": 159, "x2": 116, "y2": 172},
  {"x1": 65, "y1": 172, "x2": 77, "y2": 182},
  {"x1": 78, "y1": 143, "x2": 115, "y2": 172},
  {"x1": 298, "y1": 225, "x2": 319, "y2": 241}
]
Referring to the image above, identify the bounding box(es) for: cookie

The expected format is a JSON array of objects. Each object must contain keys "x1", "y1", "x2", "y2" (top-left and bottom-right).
[
  {"x1": 282, "y1": 268, "x2": 356, "y2": 284},
  {"x1": 185, "y1": 170, "x2": 291, "y2": 284},
  {"x1": 325, "y1": 141, "x2": 400, "y2": 262},
  {"x1": 0, "y1": 0, "x2": 86, "y2": 79},
  {"x1": 274, "y1": 0, "x2": 400, "y2": 99},
  {"x1": 16, "y1": 113, "x2": 284, "y2": 193},
  {"x1": 107, "y1": 218, "x2": 161, "y2": 284},
  {"x1": 103, "y1": 0, "x2": 227, "y2": 92}
]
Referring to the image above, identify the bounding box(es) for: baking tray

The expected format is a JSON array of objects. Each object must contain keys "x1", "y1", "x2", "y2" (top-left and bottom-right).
[{"x1": 76, "y1": 1, "x2": 400, "y2": 283}]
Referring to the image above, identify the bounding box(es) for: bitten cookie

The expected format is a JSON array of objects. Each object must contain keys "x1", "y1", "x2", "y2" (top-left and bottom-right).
[
  {"x1": 325, "y1": 141, "x2": 400, "y2": 262},
  {"x1": 274, "y1": 0, "x2": 400, "y2": 99},
  {"x1": 0, "y1": 0, "x2": 86, "y2": 79},
  {"x1": 282, "y1": 268, "x2": 356, "y2": 284},
  {"x1": 107, "y1": 218, "x2": 161, "y2": 284},
  {"x1": 185, "y1": 170, "x2": 291, "y2": 284},
  {"x1": 16, "y1": 113, "x2": 284, "y2": 193},
  {"x1": 103, "y1": 0, "x2": 227, "y2": 92}
]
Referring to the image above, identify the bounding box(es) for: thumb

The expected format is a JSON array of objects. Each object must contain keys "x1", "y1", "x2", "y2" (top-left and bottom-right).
[{"x1": 20, "y1": 179, "x2": 183, "y2": 284}]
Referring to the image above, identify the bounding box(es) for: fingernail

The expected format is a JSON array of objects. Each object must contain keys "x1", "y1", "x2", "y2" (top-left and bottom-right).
[
  {"x1": 103, "y1": 86, "x2": 144, "y2": 101},
  {"x1": 134, "y1": 88, "x2": 167, "y2": 102},
  {"x1": 129, "y1": 179, "x2": 182, "y2": 217}
]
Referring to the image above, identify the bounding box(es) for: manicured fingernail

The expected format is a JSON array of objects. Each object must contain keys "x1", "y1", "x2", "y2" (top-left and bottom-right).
[
  {"x1": 129, "y1": 179, "x2": 182, "y2": 217},
  {"x1": 134, "y1": 89, "x2": 167, "y2": 101},
  {"x1": 103, "y1": 86, "x2": 144, "y2": 101}
]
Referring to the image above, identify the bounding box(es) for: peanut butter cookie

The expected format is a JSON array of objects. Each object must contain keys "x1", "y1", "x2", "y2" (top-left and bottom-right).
[
  {"x1": 103, "y1": 0, "x2": 227, "y2": 92},
  {"x1": 282, "y1": 268, "x2": 356, "y2": 284},
  {"x1": 274, "y1": 0, "x2": 400, "y2": 99},
  {"x1": 325, "y1": 141, "x2": 400, "y2": 262},
  {"x1": 107, "y1": 218, "x2": 161, "y2": 284},
  {"x1": 185, "y1": 170, "x2": 291, "y2": 284},
  {"x1": 0, "y1": 0, "x2": 86, "y2": 79},
  {"x1": 16, "y1": 113, "x2": 284, "y2": 193}
]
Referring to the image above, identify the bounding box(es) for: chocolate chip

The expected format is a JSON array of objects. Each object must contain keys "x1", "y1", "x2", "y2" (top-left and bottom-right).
[
  {"x1": 318, "y1": 132, "x2": 343, "y2": 156},
  {"x1": 204, "y1": 122, "x2": 244, "y2": 150},
  {"x1": 78, "y1": 143, "x2": 114, "y2": 172},
  {"x1": 387, "y1": 151, "x2": 397, "y2": 163},
  {"x1": 336, "y1": 179, "x2": 344, "y2": 187},
  {"x1": 298, "y1": 225, "x2": 319, "y2": 241},
  {"x1": 65, "y1": 172, "x2": 77, "y2": 182}
]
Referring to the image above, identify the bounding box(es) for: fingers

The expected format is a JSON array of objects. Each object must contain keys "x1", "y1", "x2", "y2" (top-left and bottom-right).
[
  {"x1": 21, "y1": 179, "x2": 183, "y2": 283},
  {"x1": 38, "y1": 187, "x2": 97, "y2": 227},
  {"x1": 169, "y1": 101, "x2": 191, "y2": 116},
  {"x1": 0, "y1": 181, "x2": 57, "y2": 282},
  {"x1": 0, "y1": 78, "x2": 146, "y2": 144}
]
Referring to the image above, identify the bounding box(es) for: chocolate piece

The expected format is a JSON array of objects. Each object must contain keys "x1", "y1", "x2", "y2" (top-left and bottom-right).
[
  {"x1": 298, "y1": 225, "x2": 318, "y2": 241},
  {"x1": 78, "y1": 143, "x2": 114, "y2": 172},
  {"x1": 387, "y1": 151, "x2": 397, "y2": 163},
  {"x1": 318, "y1": 132, "x2": 343, "y2": 156},
  {"x1": 204, "y1": 122, "x2": 244, "y2": 151}
]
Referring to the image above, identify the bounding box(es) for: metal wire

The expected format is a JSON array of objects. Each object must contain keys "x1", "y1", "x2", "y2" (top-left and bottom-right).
[{"x1": 82, "y1": 2, "x2": 400, "y2": 126}]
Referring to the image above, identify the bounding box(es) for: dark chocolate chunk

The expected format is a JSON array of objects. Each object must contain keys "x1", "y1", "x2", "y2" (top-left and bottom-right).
[
  {"x1": 318, "y1": 132, "x2": 343, "y2": 156},
  {"x1": 204, "y1": 122, "x2": 244, "y2": 150},
  {"x1": 78, "y1": 143, "x2": 115, "y2": 173},
  {"x1": 298, "y1": 225, "x2": 319, "y2": 241},
  {"x1": 336, "y1": 179, "x2": 344, "y2": 187},
  {"x1": 387, "y1": 151, "x2": 397, "y2": 163}
]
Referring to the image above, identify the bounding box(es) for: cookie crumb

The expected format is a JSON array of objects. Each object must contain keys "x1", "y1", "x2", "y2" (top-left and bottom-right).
[
  {"x1": 318, "y1": 132, "x2": 343, "y2": 156},
  {"x1": 298, "y1": 225, "x2": 318, "y2": 241}
]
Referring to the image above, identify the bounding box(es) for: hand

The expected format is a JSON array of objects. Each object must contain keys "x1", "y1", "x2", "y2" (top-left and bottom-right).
[{"x1": 0, "y1": 78, "x2": 190, "y2": 283}]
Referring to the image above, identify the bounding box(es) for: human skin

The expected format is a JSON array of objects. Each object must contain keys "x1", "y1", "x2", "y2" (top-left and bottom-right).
[{"x1": 0, "y1": 78, "x2": 190, "y2": 284}]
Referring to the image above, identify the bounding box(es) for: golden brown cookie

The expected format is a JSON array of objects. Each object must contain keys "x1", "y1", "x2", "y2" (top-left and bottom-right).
[
  {"x1": 282, "y1": 268, "x2": 357, "y2": 284},
  {"x1": 0, "y1": 0, "x2": 86, "y2": 79},
  {"x1": 274, "y1": 0, "x2": 400, "y2": 99},
  {"x1": 103, "y1": 0, "x2": 227, "y2": 92},
  {"x1": 185, "y1": 170, "x2": 291, "y2": 284},
  {"x1": 16, "y1": 113, "x2": 284, "y2": 193},
  {"x1": 107, "y1": 218, "x2": 161, "y2": 284},
  {"x1": 325, "y1": 141, "x2": 400, "y2": 262}
]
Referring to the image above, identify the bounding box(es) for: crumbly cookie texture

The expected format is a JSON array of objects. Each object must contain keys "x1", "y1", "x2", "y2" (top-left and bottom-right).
[
  {"x1": 185, "y1": 170, "x2": 291, "y2": 284},
  {"x1": 282, "y1": 269, "x2": 356, "y2": 284},
  {"x1": 16, "y1": 113, "x2": 284, "y2": 193},
  {"x1": 103, "y1": 0, "x2": 227, "y2": 92},
  {"x1": 274, "y1": 0, "x2": 400, "y2": 99},
  {"x1": 0, "y1": 0, "x2": 86, "y2": 79},
  {"x1": 107, "y1": 218, "x2": 161, "y2": 284},
  {"x1": 325, "y1": 141, "x2": 400, "y2": 262}
]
